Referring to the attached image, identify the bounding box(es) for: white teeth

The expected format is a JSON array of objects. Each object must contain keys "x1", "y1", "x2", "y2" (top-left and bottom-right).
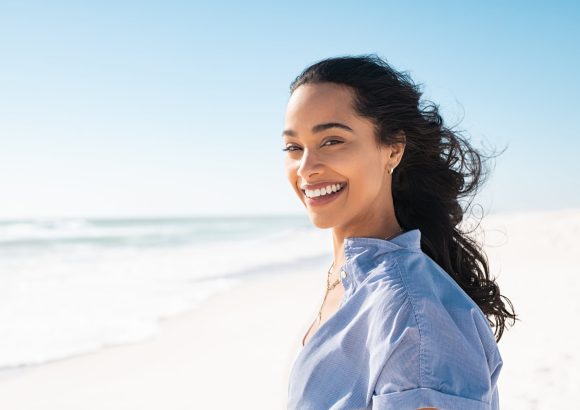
[{"x1": 305, "y1": 183, "x2": 345, "y2": 198}]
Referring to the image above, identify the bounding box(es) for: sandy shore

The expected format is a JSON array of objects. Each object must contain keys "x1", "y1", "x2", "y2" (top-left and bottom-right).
[
  {"x1": 0, "y1": 261, "x2": 326, "y2": 410},
  {"x1": 0, "y1": 209, "x2": 578, "y2": 409}
]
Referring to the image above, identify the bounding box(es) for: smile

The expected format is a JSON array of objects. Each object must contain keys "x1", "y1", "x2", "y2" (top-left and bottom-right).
[
  {"x1": 303, "y1": 182, "x2": 346, "y2": 198},
  {"x1": 302, "y1": 183, "x2": 347, "y2": 206}
]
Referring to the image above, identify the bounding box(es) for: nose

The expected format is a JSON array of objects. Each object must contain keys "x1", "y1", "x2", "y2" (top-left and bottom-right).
[{"x1": 297, "y1": 148, "x2": 323, "y2": 181}]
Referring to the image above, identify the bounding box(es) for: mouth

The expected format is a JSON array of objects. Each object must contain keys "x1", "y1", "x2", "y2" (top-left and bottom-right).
[{"x1": 301, "y1": 182, "x2": 347, "y2": 206}]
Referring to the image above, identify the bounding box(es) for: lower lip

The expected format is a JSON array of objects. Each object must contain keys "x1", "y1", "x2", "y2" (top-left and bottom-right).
[{"x1": 304, "y1": 185, "x2": 347, "y2": 207}]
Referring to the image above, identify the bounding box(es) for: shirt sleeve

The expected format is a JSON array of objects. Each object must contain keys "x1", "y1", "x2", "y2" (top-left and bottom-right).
[
  {"x1": 369, "y1": 297, "x2": 500, "y2": 410},
  {"x1": 371, "y1": 388, "x2": 492, "y2": 410}
]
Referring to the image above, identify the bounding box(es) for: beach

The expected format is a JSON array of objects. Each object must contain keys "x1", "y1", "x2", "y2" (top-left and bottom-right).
[
  {"x1": 0, "y1": 260, "x2": 324, "y2": 409},
  {"x1": 0, "y1": 209, "x2": 578, "y2": 409}
]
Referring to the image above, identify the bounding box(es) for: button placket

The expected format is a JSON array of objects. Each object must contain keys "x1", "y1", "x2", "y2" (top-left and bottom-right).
[
  {"x1": 340, "y1": 269, "x2": 349, "y2": 292},
  {"x1": 339, "y1": 269, "x2": 350, "y2": 306}
]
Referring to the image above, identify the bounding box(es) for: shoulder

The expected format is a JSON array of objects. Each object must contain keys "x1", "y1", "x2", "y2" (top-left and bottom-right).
[
  {"x1": 368, "y1": 249, "x2": 503, "y2": 407},
  {"x1": 389, "y1": 249, "x2": 500, "y2": 360}
]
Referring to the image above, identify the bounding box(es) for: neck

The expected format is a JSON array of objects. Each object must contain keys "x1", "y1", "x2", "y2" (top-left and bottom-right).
[{"x1": 330, "y1": 217, "x2": 402, "y2": 275}]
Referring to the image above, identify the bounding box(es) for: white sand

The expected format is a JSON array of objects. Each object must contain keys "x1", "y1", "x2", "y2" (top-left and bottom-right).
[
  {"x1": 0, "y1": 262, "x2": 325, "y2": 409},
  {"x1": 0, "y1": 208, "x2": 577, "y2": 409},
  {"x1": 481, "y1": 208, "x2": 580, "y2": 409}
]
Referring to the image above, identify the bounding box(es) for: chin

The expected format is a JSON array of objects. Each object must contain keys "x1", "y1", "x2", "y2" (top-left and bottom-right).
[{"x1": 306, "y1": 213, "x2": 338, "y2": 230}]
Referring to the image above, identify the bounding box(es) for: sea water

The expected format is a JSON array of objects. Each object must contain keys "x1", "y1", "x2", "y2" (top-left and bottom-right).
[{"x1": 0, "y1": 215, "x2": 329, "y2": 370}]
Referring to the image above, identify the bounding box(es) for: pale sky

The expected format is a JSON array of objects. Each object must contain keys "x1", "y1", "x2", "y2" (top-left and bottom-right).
[{"x1": 0, "y1": 1, "x2": 578, "y2": 219}]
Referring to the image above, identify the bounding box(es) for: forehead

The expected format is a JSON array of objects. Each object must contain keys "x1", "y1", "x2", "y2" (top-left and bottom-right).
[{"x1": 284, "y1": 83, "x2": 357, "y2": 125}]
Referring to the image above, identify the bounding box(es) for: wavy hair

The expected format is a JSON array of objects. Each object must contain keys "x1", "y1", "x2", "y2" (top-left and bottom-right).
[{"x1": 289, "y1": 54, "x2": 517, "y2": 342}]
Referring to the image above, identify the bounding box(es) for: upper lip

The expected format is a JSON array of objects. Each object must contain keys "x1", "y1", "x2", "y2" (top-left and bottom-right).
[{"x1": 300, "y1": 181, "x2": 347, "y2": 191}]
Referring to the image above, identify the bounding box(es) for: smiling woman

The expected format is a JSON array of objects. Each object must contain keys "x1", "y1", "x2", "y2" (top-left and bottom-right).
[{"x1": 282, "y1": 55, "x2": 517, "y2": 410}]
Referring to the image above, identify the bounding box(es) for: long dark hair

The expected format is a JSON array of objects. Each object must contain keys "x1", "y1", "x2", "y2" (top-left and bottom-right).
[{"x1": 289, "y1": 54, "x2": 517, "y2": 342}]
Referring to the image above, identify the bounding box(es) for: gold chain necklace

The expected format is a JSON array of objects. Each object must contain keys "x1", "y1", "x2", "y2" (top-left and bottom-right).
[{"x1": 314, "y1": 228, "x2": 404, "y2": 324}]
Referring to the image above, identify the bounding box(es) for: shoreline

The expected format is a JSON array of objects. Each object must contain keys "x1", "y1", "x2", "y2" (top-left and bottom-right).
[
  {"x1": 1, "y1": 208, "x2": 579, "y2": 408},
  {"x1": 0, "y1": 261, "x2": 326, "y2": 409}
]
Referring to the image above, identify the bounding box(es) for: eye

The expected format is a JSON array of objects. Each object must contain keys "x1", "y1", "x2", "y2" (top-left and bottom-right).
[
  {"x1": 281, "y1": 145, "x2": 300, "y2": 152},
  {"x1": 323, "y1": 139, "x2": 343, "y2": 146},
  {"x1": 281, "y1": 139, "x2": 343, "y2": 152}
]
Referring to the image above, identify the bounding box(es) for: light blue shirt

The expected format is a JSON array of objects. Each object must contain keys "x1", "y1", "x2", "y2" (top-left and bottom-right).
[{"x1": 287, "y1": 229, "x2": 502, "y2": 410}]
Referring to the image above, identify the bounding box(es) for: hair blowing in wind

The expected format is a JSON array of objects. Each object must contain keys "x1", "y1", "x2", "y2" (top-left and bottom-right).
[{"x1": 290, "y1": 54, "x2": 518, "y2": 342}]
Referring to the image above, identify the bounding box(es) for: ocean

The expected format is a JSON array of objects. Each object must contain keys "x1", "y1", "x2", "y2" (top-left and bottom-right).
[{"x1": 0, "y1": 215, "x2": 330, "y2": 370}]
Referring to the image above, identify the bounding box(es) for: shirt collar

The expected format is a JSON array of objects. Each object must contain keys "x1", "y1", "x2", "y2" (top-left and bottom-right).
[{"x1": 339, "y1": 229, "x2": 422, "y2": 289}]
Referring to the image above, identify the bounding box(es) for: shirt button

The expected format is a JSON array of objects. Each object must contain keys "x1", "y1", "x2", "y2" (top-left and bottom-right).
[{"x1": 340, "y1": 270, "x2": 348, "y2": 280}]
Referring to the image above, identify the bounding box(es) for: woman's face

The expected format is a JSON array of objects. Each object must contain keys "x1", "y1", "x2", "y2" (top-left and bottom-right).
[{"x1": 283, "y1": 82, "x2": 399, "y2": 230}]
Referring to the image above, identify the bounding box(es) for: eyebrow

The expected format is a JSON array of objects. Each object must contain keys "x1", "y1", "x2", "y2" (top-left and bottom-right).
[{"x1": 282, "y1": 122, "x2": 354, "y2": 138}]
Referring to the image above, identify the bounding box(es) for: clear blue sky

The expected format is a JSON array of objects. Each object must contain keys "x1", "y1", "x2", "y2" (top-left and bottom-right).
[{"x1": 0, "y1": 1, "x2": 578, "y2": 218}]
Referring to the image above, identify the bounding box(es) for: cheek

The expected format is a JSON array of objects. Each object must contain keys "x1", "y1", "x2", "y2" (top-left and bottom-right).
[
  {"x1": 347, "y1": 161, "x2": 384, "y2": 199},
  {"x1": 284, "y1": 158, "x2": 296, "y2": 178},
  {"x1": 284, "y1": 161, "x2": 301, "y2": 195}
]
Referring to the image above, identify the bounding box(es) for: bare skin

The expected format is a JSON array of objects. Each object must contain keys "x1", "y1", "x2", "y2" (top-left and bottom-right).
[
  {"x1": 283, "y1": 83, "x2": 404, "y2": 265},
  {"x1": 301, "y1": 277, "x2": 345, "y2": 347},
  {"x1": 283, "y1": 82, "x2": 405, "y2": 345},
  {"x1": 283, "y1": 81, "x2": 436, "y2": 410}
]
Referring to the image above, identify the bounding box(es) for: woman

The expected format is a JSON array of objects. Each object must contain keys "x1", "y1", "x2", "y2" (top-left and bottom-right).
[{"x1": 282, "y1": 55, "x2": 517, "y2": 410}]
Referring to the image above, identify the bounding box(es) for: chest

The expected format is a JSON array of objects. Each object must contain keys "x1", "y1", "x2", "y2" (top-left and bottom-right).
[
  {"x1": 289, "y1": 292, "x2": 381, "y2": 410},
  {"x1": 302, "y1": 284, "x2": 346, "y2": 347}
]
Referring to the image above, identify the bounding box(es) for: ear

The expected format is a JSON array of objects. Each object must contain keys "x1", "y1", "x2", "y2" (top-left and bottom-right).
[
  {"x1": 386, "y1": 131, "x2": 406, "y2": 170},
  {"x1": 388, "y1": 142, "x2": 405, "y2": 162}
]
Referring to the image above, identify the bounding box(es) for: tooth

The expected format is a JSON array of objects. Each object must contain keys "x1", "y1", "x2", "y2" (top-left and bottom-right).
[{"x1": 304, "y1": 184, "x2": 347, "y2": 198}]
